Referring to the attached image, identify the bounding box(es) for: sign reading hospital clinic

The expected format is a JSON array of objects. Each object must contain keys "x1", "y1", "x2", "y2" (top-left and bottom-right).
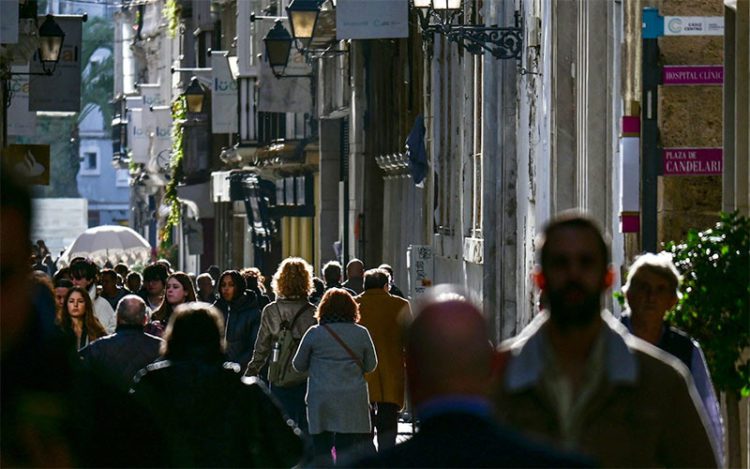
[
  {"x1": 662, "y1": 65, "x2": 723, "y2": 86},
  {"x1": 662, "y1": 148, "x2": 722, "y2": 176}
]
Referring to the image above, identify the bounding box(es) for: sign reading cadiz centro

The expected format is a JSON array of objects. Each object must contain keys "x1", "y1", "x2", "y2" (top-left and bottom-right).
[
  {"x1": 664, "y1": 16, "x2": 724, "y2": 36},
  {"x1": 663, "y1": 65, "x2": 723, "y2": 86},
  {"x1": 662, "y1": 148, "x2": 722, "y2": 176}
]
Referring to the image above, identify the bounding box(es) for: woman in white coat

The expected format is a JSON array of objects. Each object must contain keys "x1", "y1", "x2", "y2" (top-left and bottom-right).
[{"x1": 293, "y1": 288, "x2": 377, "y2": 466}]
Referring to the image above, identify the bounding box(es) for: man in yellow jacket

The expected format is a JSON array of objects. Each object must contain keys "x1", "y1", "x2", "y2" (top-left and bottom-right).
[{"x1": 357, "y1": 268, "x2": 411, "y2": 451}]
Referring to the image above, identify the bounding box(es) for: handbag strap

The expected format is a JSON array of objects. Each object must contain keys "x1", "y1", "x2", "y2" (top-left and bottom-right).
[{"x1": 321, "y1": 324, "x2": 364, "y2": 371}]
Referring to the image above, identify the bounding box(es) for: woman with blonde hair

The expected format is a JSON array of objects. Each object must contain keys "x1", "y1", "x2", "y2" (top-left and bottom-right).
[
  {"x1": 245, "y1": 257, "x2": 317, "y2": 434},
  {"x1": 293, "y1": 288, "x2": 377, "y2": 465},
  {"x1": 59, "y1": 286, "x2": 107, "y2": 350}
]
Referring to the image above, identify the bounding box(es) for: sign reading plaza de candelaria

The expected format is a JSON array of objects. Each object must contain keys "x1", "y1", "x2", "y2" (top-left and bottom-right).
[{"x1": 662, "y1": 148, "x2": 723, "y2": 176}]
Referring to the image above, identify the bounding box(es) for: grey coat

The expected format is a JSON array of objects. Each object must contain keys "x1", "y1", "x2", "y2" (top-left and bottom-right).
[{"x1": 292, "y1": 323, "x2": 377, "y2": 435}]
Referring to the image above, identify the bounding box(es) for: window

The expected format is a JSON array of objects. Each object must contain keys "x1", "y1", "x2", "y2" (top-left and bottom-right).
[{"x1": 79, "y1": 150, "x2": 100, "y2": 175}]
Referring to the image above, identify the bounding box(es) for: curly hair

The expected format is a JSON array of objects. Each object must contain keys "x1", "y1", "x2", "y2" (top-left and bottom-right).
[
  {"x1": 152, "y1": 272, "x2": 197, "y2": 323},
  {"x1": 59, "y1": 286, "x2": 107, "y2": 342},
  {"x1": 271, "y1": 257, "x2": 313, "y2": 299},
  {"x1": 241, "y1": 267, "x2": 266, "y2": 293},
  {"x1": 315, "y1": 288, "x2": 360, "y2": 323}
]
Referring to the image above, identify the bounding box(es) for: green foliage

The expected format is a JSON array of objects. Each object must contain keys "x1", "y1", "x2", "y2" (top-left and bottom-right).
[
  {"x1": 159, "y1": 97, "x2": 186, "y2": 250},
  {"x1": 79, "y1": 17, "x2": 115, "y2": 126},
  {"x1": 664, "y1": 212, "x2": 750, "y2": 397},
  {"x1": 164, "y1": 0, "x2": 182, "y2": 39}
]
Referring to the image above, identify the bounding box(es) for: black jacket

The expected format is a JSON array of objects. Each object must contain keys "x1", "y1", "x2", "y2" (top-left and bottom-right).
[
  {"x1": 79, "y1": 325, "x2": 162, "y2": 390},
  {"x1": 132, "y1": 359, "x2": 303, "y2": 467},
  {"x1": 213, "y1": 293, "x2": 261, "y2": 370},
  {"x1": 354, "y1": 412, "x2": 593, "y2": 468}
]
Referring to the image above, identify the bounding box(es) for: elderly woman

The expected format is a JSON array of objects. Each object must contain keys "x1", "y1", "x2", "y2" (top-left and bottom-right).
[
  {"x1": 245, "y1": 257, "x2": 317, "y2": 434},
  {"x1": 58, "y1": 286, "x2": 107, "y2": 350},
  {"x1": 293, "y1": 288, "x2": 377, "y2": 465},
  {"x1": 621, "y1": 252, "x2": 724, "y2": 465},
  {"x1": 131, "y1": 303, "x2": 304, "y2": 467}
]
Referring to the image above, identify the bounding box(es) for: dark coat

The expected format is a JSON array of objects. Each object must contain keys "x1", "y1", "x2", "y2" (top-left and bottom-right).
[
  {"x1": 354, "y1": 412, "x2": 593, "y2": 468},
  {"x1": 132, "y1": 359, "x2": 303, "y2": 467},
  {"x1": 213, "y1": 292, "x2": 261, "y2": 370},
  {"x1": 79, "y1": 325, "x2": 162, "y2": 389}
]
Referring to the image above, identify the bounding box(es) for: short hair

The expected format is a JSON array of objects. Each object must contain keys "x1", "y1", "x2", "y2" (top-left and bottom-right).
[
  {"x1": 54, "y1": 278, "x2": 74, "y2": 289},
  {"x1": 364, "y1": 268, "x2": 390, "y2": 290},
  {"x1": 126, "y1": 271, "x2": 142, "y2": 283},
  {"x1": 622, "y1": 252, "x2": 682, "y2": 298},
  {"x1": 100, "y1": 269, "x2": 118, "y2": 283},
  {"x1": 378, "y1": 264, "x2": 394, "y2": 276},
  {"x1": 114, "y1": 263, "x2": 129, "y2": 275},
  {"x1": 315, "y1": 288, "x2": 360, "y2": 323},
  {"x1": 218, "y1": 270, "x2": 246, "y2": 301},
  {"x1": 272, "y1": 257, "x2": 314, "y2": 299},
  {"x1": 322, "y1": 261, "x2": 342, "y2": 285},
  {"x1": 537, "y1": 211, "x2": 611, "y2": 269},
  {"x1": 116, "y1": 295, "x2": 148, "y2": 326},
  {"x1": 346, "y1": 258, "x2": 364, "y2": 275},
  {"x1": 161, "y1": 303, "x2": 225, "y2": 361},
  {"x1": 70, "y1": 258, "x2": 99, "y2": 281},
  {"x1": 142, "y1": 263, "x2": 168, "y2": 283},
  {"x1": 196, "y1": 273, "x2": 214, "y2": 286}
]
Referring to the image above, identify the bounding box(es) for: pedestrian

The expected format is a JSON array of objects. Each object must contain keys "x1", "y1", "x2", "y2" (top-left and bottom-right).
[
  {"x1": 356, "y1": 268, "x2": 411, "y2": 452},
  {"x1": 621, "y1": 252, "x2": 724, "y2": 465},
  {"x1": 138, "y1": 263, "x2": 168, "y2": 311},
  {"x1": 343, "y1": 259, "x2": 365, "y2": 295},
  {"x1": 293, "y1": 288, "x2": 378, "y2": 465},
  {"x1": 207, "y1": 264, "x2": 221, "y2": 283},
  {"x1": 149, "y1": 272, "x2": 196, "y2": 335},
  {"x1": 377, "y1": 264, "x2": 406, "y2": 298},
  {"x1": 58, "y1": 286, "x2": 107, "y2": 351},
  {"x1": 69, "y1": 258, "x2": 116, "y2": 334},
  {"x1": 53, "y1": 278, "x2": 73, "y2": 316},
  {"x1": 310, "y1": 277, "x2": 326, "y2": 304},
  {"x1": 195, "y1": 272, "x2": 216, "y2": 303},
  {"x1": 245, "y1": 257, "x2": 317, "y2": 434},
  {"x1": 126, "y1": 271, "x2": 142, "y2": 294},
  {"x1": 213, "y1": 270, "x2": 261, "y2": 373},
  {"x1": 80, "y1": 295, "x2": 162, "y2": 391},
  {"x1": 494, "y1": 211, "x2": 717, "y2": 467},
  {"x1": 99, "y1": 268, "x2": 128, "y2": 311},
  {"x1": 131, "y1": 303, "x2": 304, "y2": 467},
  {"x1": 355, "y1": 286, "x2": 592, "y2": 468},
  {"x1": 113, "y1": 263, "x2": 129, "y2": 286},
  {"x1": 241, "y1": 267, "x2": 272, "y2": 309}
]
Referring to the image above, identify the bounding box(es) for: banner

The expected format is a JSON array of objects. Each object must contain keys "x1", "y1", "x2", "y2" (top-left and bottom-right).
[
  {"x1": 29, "y1": 15, "x2": 83, "y2": 112},
  {"x1": 337, "y1": 0, "x2": 408, "y2": 39},
  {"x1": 256, "y1": 19, "x2": 312, "y2": 114},
  {"x1": 2, "y1": 144, "x2": 50, "y2": 185},
  {"x1": 211, "y1": 51, "x2": 238, "y2": 133},
  {"x1": 7, "y1": 65, "x2": 37, "y2": 136},
  {"x1": 138, "y1": 83, "x2": 167, "y2": 107},
  {"x1": 148, "y1": 106, "x2": 173, "y2": 171}
]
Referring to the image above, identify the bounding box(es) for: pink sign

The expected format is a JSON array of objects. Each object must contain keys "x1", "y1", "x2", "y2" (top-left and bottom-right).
[
  {"x1": 663, "y1": 65, "x2": 723, "y2": 85},
  {"x1": 662, "y1": 148, "x2": 723, "y2": 176}
]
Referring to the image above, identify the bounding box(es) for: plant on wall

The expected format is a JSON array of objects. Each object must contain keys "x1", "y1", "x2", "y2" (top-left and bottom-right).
[
  {"x1": 164, "y1": 0, "x2": 182, "y2": 38},
  {"x1": 158, "y1": 96, "x2": 186, "y2": 252},
  {"x1": 664, "y1": 211, "x2": 749, "y2": 468}
]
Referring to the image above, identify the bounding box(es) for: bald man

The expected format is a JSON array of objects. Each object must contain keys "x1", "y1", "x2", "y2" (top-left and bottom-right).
[{"x1": 355, "y1": 287, "x2": 591, "y2": 467}]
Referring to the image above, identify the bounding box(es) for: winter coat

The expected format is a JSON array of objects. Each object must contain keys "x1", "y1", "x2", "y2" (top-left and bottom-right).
[
  {"x1": 132, "y1": 358, "x2": 304, "y2": 467},
  {"x1": 245, "y1": 299, "x2": 316, "y2": 378},
  {"x1": 79, "y1": 325, "x2": 162, "y2": 389},
  {"x1": 213, "y1": 292, "x2": 261, "y2": 371},
  {"x1": 293, "y1": 323, "x2": 377, "y2": 434},
  {"x1": 356, "y1": 289, "x2": 411, "y2": 408}
]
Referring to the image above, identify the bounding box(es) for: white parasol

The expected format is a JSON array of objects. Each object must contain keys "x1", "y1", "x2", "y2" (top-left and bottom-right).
[{"x1": 58, "y1": 225, "x2": 152, "y2": 267}]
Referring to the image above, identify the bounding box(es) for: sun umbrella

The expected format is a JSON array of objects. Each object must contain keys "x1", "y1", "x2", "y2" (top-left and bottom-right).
[{"x1": 58, "y1": 225, "x2": 152, "y2": 267}]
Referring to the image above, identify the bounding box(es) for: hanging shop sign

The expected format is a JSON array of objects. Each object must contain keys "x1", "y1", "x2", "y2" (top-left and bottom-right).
[
  {"x1": 662, "y1": 147, "x2": 723, "y2": 176},
  {"x1": 664, "y1": 16, "x2": 724, "y2": 36},
  {"x1": 211, "y1": 51, "x2": 238, "y2": 134},
  {"x1": 2, "y1": 144, "x2": 50, "y2": 185},
  {"x1": 662, "y1": 65, "x2": 723, "y2": 86},
  {"x1": 7, "y1": 65, "x2": 37, "y2": 136},
  {"x1": 336, "y1": 0, "x2": 408, "y2": 40}
]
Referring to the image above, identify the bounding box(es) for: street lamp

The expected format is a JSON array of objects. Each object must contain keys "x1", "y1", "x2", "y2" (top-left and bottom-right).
[
  {"x1": 183, "y1": 76, "x2": 208, "y2": 114},
  {"x1": 264, "y1": 21, "x2": 294, "y2": 78},
  {"x1": 286, "y1": 0, "x2": 322, "y2": 49},
  {"x1": 37, "y1": 14, "x2": 66, "y2": 75}
]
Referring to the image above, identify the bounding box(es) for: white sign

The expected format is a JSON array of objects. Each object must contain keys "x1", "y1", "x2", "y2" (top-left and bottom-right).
[
  {"x1": 337, "y1": 0, "x2": 408, "y2": 40},
  {"x1": 129, "y1": 108, "x2": 149, "y2": 164},
  {"x1": 211, "y1": 51, "x2": 238, "y2": 134},
  {"x1": 664, "y1": 16, "x2": 724, "y2": 36},
  {"x1": 407, "y1": 244, "x2": 434, "y2": 299},
  {"x1": 29, "y1": 16, "x2": 83, "y2": 111},
  {"x1": 115, "y1": 169, "x2": 130, "y2": 187},
  {"x1": 7, "y1": 66, "x2": 37, "y2": 136},
  {"x1": 138, "y1": 83, "x2": 167, "y2": 107},
  {"x1": 148, "y1": 106, "x2": 172, "y2": 170},
  {"x1": 0, "y1": 0, "x2": 19, "y2": 44}
]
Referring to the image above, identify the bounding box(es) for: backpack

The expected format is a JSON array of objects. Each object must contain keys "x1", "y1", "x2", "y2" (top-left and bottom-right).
[{"x1": 267, "y1": 303, "x2": 312, "y2": 387}]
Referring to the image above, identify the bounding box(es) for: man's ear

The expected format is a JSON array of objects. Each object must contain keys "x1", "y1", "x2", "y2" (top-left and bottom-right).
[{"x1": 604, "y1": 267, "x2": 615, "y2": 289}]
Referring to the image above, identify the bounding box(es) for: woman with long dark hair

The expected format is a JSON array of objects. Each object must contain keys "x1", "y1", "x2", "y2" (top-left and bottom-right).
[
  {"x1": 293, "y1": 288, "x2": 377, "y2": 465},
  {"x1": 149, "y1": 272, "x2": 196, "y2": 335},
  {"x1": 58, "y1": 286, "x2": 107, "y2": 350},
  {"x1": 213, "y1": 270, "x2": 261, "y2": 372}
]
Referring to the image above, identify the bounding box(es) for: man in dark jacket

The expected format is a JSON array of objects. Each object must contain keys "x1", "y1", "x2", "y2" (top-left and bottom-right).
[
  {"x1": 80, "y1": 295, "x2": 162, "y2": 390},
  {"x1": 355, "y1": 287, "x2": 591, "y2": 467}
]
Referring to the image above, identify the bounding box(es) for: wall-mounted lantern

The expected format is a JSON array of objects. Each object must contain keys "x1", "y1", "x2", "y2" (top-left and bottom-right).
[
  {"x1": 184, "y1": 76, "x2": 209, "y2": 114},
  {"x1": 263, "y1": 20, "x2": 294, "y2": 78},
  {"x1": 286, "y1": 0, "x2": 322, "y2": 49}
]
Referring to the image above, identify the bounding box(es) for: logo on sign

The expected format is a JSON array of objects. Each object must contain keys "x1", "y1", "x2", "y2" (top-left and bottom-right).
[
  {"x1": 155, "y1": 126, "x2": 170, "y2": 138},
  {"x1": 214, "y1": 78, "x2": 237, "y2": 92},
  {"x1": 144, "y1": 95, "x2": 165, "y2": 106},
  {"x1": 667, "y1": 18, "x2": 683, "y2": 34},
  {"x1": 132, "y1": 126, "x2": 144, "y2": 137}
]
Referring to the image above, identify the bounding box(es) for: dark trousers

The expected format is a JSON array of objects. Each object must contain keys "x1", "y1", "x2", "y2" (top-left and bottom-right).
[
  {"x1": 370, "y1": 402, "x2": 399, "y2": 451},
  {"x1": 311, "y1": 432, "x2": 375, "y2": 467},
  {"x1": 270, "y1": 382, "x2": 308, "y2": 435}
]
